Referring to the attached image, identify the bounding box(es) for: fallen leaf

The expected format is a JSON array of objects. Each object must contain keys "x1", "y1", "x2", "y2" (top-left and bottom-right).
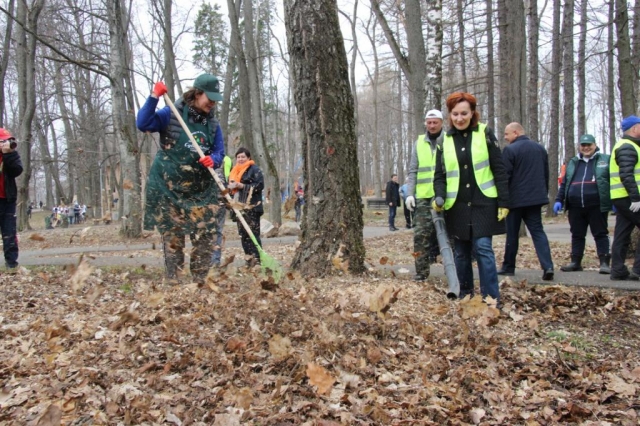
[
  {"x1": 269, "y1": 334, "x2": 292, "y2": 360},
  {"x1": 306, "y1": 363, "x2": 335, "y2": 395},
  {"x1": 29, "y1": 233, "x2": 45, "y2": 241}
]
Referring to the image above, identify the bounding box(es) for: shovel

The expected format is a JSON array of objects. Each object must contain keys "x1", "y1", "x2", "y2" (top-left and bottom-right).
[{"x1": 163, "y1": 94, "x2": 283, "y2": 282}]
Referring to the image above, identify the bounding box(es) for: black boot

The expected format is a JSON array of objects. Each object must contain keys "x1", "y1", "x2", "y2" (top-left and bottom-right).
[
  {"x1": 560, "y1": 256, "x2": 583, "y2": 272},
  {"x1": 599, "y1": 254, "x2": 611, "y2": 274}
]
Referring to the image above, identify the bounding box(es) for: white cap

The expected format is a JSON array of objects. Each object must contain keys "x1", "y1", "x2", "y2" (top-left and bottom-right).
[{"x1": 425, "y1": 109, "x2": 443, "y2": 120}]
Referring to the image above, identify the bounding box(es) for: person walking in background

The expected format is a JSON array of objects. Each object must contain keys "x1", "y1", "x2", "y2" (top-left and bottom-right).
[
  {"x1": 136, "y1": 74, "x2": 224, "y2": 283},
  {"x1": 433, "y1": 93, "x2": 509, "y2": 304},
  {"x1": 385, "y1": 174, "x2": 400, "y2": 231},
  {"x1": 405, "y1": 109, "x2": 443, "y2": 281},
  {"x1": 399, "y1": 177, "x2": 412, "y2": 229},
  {"x1": 212, "y1": 154, "x2": 232, "y2": 267},
  {"x1": 0, "y1": 128, "x2": 23, "y2": 269},
  {"x1": 553, "y1": 134, "x2": 611, "y2": 274},
  {"x1": 229, "y1": 147, "x2": 264, "y2": 265},
  {"x1": 498, "y1": 122, "x2": 554, "y2": 281},
  {"x1": 294, "y1": 188, "x2": 304, "y2": 223},
  {"x1": 609, "y1": 115, "x2": 640, "y2": 280}
]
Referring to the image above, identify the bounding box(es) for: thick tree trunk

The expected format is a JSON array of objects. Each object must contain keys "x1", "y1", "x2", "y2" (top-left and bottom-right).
[
  {"x1": 608, "y1": 1, "x2": 617, "y2": 151},
  {"x1": 285, "y1": 0, "x2": 365, "y2": 276},
  {"x1": 108, "y1": 0, "x2": 142, "y2": 238},
  {"x1": 562, "y1": 0, "x2": 575, "y2": 161},
  {"x1": 527, "y1": 0, "x2": 539, "y2": 141},
  {"x1": 0, "y1": 0, "x2": 15, "y2": 127},
  {"x1": 424, "y1": 0, "x2": 443, "y2": 110},
  {"x1": 485, "y1": 0, "x2": 495, "y2": 130},
  {"x1": 615, "y1": 0, "x2": 637, "y2": 116},
  {"x1": 576, "y1": 0, "x2": 587, "y2": 138},
  {"x1": 15, "y1": 0, "x2": 44, "y2": 231},
  {"x1": 547, "y1": 0, "x2": 563, "y2": 216}
]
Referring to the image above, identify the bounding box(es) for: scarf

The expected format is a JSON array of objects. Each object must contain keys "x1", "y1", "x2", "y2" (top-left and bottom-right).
[
  {"x1": 188, "y1": 106, "x2": 208, "y2": 125},
  {"x1": 228, "y1": 160, "x2": 255, "y2": 194}
]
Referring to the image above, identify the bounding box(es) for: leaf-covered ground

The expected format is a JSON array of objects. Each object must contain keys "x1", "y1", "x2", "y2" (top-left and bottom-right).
[{"x1": 1, "y1": 251, "x2": 639, "y2": 424}]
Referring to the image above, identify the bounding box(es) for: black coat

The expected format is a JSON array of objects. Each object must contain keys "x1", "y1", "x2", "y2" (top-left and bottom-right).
[
  {"x1": 614, "y1": 135, "x2": 640, "y2": 202},
  {"x1": 434, "y1": 125, "x2": 509, "y2": 240},
  {"x1": 235, "y1": 164, "x2": 265, "y2": 215},
  {"x1": 385, "y1": 180, "x2": 400, "y2": 207},
  {"x1": 502, "y1": 135, "x2": 550, "y2": 208},
  {"x1": 0, "y1": 151, "x2": 23, "y2": 203}
]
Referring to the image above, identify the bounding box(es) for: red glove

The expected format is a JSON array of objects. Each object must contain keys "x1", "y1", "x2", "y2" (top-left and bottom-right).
[
  {"x1": 198, "y1": 156, "x2": 214, "y2": 169},
  {"x1": 152, "y1": 82, "x2": 168, "y2": 97}
]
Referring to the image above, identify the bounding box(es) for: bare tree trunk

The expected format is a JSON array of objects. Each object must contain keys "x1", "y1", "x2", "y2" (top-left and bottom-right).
[
  {"x1": 220, "y1": 46, "x2": 236, "y2": 151},
  {"x1": 615, "y1": 0, "x2": 637, "y2": 116},
  {"x1": 0, "y1": 0, "x2": 15, "y2": 126},
  {"x1": 15, "y1": 0, "x2": 44, "y2": 231},
  {"x1": 527, "y1": 0, "x2": 539, "y2": 141},
  {"x1": 633, "y1": 0, "x2": 640, "y2": 105},
  {"x1": 285, "y1": 0, "x2": 365, "y2": 276},
  {"x1": 485, "y1": 0, "x2": 495, "y2": 130},
  {"x1": 108, "y1": 0, "x2": 142, "y2": 237},
  {"x1": 243, "y1": 0, "x2": 281, "y2": 225},
  {"x1": 608, "y1": 0, "x2": 617, "y2": 151},
  {"x1": 576, "y1": 0, "x2": 587, "y2": 137},
  {"x1": 547, "y1": 0, "x2": 563, "y2": 215},
  {"x1": 456, "y1": 0, "x2": 467, "y2": 91},
  {"x1": 562, "y1": 0, "x2": 576, "y2": 161}
]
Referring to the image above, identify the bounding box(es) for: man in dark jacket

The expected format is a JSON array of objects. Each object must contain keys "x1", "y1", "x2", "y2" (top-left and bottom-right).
[
  {"x1": 385, "y1": 174, "x2": 400, "y2": 231},
  {"x1": 609, "y1": 115, "x2": 640, "y2": 280},
  {"x1": 498, "y1": 122, "x2": 554, "y2": 281},
  {"x1": 0, "y1": 128, "x2": 24, "y2": 269},
  {"x1": 553, "y1": 134, "x2": 611, "y2": 273}
]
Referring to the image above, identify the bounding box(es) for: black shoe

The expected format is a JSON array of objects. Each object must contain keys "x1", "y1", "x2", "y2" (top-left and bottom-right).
[
  {"x1": 497, "y1": 268, "x2": 515, "y2": 276},
  {"x1": 598, "y1": 254, "x2": 611, "y2": 275},
  {"x1": 389, "y1": 227, "x2": 397, "y2": 232},
  {"x1": 406, "y1": 224, "x2": 412, "y2": 229},
  {"x1": 542, "y1": 269, "x2": 554, "y2": 281},
  {"x1": 413, "y1": 274, "x2": 426, "y2": 282},
  {"x1": 560, "y1": 256, "x2": 583, "y2": 272},
  {"x1": 611, "y1": 271, "x2": 640, "y2": 281}
]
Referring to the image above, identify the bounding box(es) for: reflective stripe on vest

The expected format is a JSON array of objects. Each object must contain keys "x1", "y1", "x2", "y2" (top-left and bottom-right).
[
  {"x1": 415, "y1": 135, "x2": 436, "y2": 199},
  {"x1": 441, "y1": 123, "x2": 497, "y2": 210},
  {"x1": 610, "y1": 139, "x2": 640, "y2": 199}
]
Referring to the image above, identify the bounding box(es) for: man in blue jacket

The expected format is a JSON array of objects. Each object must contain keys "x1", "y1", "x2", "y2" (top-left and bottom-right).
[
  {"x1": 0, "y1": 128, "x2": 23, "y2": 269},
  {"x1": 553, "y1": 134, "x2": 611, "y2": 274},
  {"x1": 498, "y1": 122, "x2": 554, "y2": 280}
]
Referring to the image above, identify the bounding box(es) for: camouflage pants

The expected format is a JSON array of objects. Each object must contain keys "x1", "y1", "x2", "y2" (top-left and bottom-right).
[
  {"x1": 413, "y1": 198, "x2": 437, "y2": 277},
  {"x1": 162, "y1": 229, "x2": 215, "y2": 282}
]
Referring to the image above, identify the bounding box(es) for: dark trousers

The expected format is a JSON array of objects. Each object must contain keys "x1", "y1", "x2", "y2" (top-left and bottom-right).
[
  {"x1": 611, "y1": 198, "x2": 640, "y2": 276},
  {"x1": 502, "y1": 204, "x2": 553, "y2": 271},
  {"x1": 0, "y1": 199, "x2": 18, "y2": 268},
  {"x1": 161, "y1": 229, "x2": 215, "y2": 281},
  {"x1": 403, "y1": 203, "x2": 412, "y2": 227},
  {"x1": 388, "y1": 205, "x2": 397, "y2": 228},
  {"x1": 237, "y1": 210, "x2": 262, "y2": 262},
  {"x1": 568, "y1": 206, "x2": 609, "y2": 257}
]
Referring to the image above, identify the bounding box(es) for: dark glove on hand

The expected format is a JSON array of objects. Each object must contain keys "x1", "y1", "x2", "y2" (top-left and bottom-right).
[
  {"x1": 152, "y1": 82, "x2": 168, "y2": 97},
  {"x1": 198, "y1": 156, "x2": 214, "y2": 169}
]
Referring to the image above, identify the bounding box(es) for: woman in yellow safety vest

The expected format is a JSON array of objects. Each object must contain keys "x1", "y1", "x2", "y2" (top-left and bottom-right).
[{"x1": 432, "y1": 92, "x2": 510, "y2": 305}]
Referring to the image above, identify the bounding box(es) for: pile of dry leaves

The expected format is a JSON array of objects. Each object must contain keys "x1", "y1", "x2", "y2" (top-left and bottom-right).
[{"x1": 1, "y1": 258, "x2": 639, "y2": 425}]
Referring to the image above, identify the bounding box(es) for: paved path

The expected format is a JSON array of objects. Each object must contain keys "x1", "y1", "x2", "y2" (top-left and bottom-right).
[{"x1": 17, "y1": 217, "x2": 639, "y2": 291}]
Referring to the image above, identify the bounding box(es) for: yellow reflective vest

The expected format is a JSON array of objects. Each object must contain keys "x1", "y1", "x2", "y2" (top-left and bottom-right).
[
  {"x1": 415, "y1": 135, "x2": 436, "y2": 199},
  {"x1": 223, "y1": 155, "x2": 232, "y2": 180},
  {"x1": 441, "y1": 123, "x2": 497, "y2": 210},
  {"x1": 610, "y1": 139, "x2": 640, "y2": 199}
]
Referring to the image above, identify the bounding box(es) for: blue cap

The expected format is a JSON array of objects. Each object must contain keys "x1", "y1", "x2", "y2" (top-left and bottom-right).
[{"x1": 621, "y1": 115, "x2": 640, "y2": 132}]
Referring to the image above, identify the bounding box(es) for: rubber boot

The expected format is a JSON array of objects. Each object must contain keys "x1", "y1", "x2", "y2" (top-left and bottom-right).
[
  {"x1": 560, "y1": 256, "x2": 583, "y2": 272},
  {"x1": 599, "y1": 254, "x2": 611, "y2": 274}
]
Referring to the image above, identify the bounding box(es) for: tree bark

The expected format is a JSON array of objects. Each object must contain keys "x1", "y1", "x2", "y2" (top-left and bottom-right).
[
  {"x1": 608, "y1": 0, "x2": 617, "y2": 151},
  {"x1": 576, "y1": 0, "x2": 587, "y2": 138},
  {"x1": 615, "y1": 0, "x2": 636, "y2": 116},
  {"x1": 108, "y1": 0, "x2": 142, "y2": 237},
  {"x1": 285, "y1": 0, "x2": 365, "y2": 276},
  {"x1": 456, "y1": 0, "x2": 467, "y2": 91},
  {"x1": 562, "y1": 0, "x2": 575, "y2": 161},
  {"x1": 485, "y1": 0, "x2": 495, "y2": 130},
  {"x1": 547, "y1": 0, "x2": 563, "y2": 216},
  {"x1": 0, "y1": 0, "x2": 15, "y2": 127},
  {"x1": 527, "y1": 0, "x2": 539, "y2": 141}
]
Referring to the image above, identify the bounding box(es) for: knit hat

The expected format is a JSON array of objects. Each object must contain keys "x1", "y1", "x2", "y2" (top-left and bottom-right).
[
  {"x1": 425, "y1": 109, "x2": 443, "y2": 120},
  {"x1": 621, "y1": 115, "x2": 640, "y2": 132}
]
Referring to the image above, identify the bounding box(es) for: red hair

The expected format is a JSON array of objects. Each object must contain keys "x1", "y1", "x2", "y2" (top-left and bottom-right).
[{"x1": 445, "y1": 92, "x2": 480, "y2": 128}]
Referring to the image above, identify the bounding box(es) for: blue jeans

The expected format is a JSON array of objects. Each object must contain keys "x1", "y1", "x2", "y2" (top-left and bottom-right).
[
  {"x1": 503, "y1": 205, "x2": 553, "y2": 271},
  {"x1": 388, "y1": 205, "x2": 397, "y2": 228},
  {"x1": 211, "y1": 205, "x2": 227, "y2": 266},
  {"x1": 454, "y1": 237, "x2": 499, "y2": 301}
]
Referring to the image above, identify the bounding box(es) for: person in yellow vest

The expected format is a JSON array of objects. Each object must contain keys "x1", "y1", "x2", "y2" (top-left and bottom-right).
[
  {"x1": 405, "y1": 109, "x2": 443, "y2": 281},
  {"x1": 212, "y1": 155, "x2": 233, "y2": 266},
  {"x1": 609, "y1": 115, "x2": 640, "y2": 280},
  {"x1": 433, "y1": 92, "x2": 510, "y2": 303}
]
